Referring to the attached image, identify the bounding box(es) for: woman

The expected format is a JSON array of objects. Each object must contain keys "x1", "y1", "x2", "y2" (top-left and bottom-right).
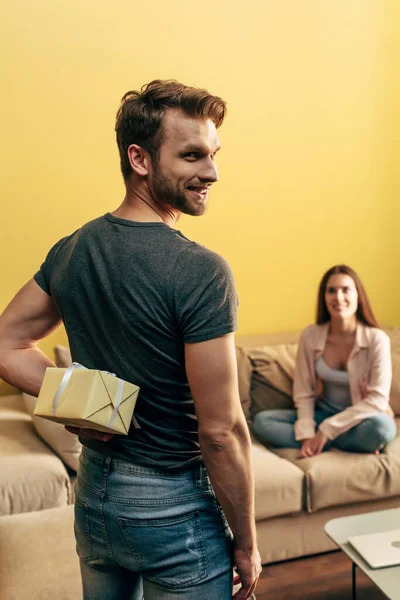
[{"x1": 253, "y1": 265, "x2": 397, "y2": 457}]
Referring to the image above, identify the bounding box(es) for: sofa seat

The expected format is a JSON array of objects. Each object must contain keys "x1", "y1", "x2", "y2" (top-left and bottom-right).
[
  {"x1": 0, "y1": 393, "x2": 32, "y2": 421},
  {"x1": 0, "y1": 395, "x2": 73, "y2": 516},
  {"x1": 274, "y1": 418, "x2": 400, "y2": 513},
  {"x1": 252, "y1": 440, "x2": 304, "y2": 520},
  {"x1": 0, "y1": 504, "x2": 82, "y2": 600}
]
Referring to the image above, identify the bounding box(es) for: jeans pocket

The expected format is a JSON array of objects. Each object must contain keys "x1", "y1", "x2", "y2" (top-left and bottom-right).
[
  {"x1": 203, "y1": 477, "x2": 233, "y2": 542},
  {"x1": 212, "y1": 499, "x2": 234, "y2": 542},
  {"x1": 74, "y1": 498, "x2": 97, "y2": 562},
  {"x1": 119, "y1": 511, "x2": 207, "y2": 589}
]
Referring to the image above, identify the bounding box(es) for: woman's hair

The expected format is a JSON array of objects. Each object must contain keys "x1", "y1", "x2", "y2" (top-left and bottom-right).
[
  {"x1": 316, "y1": 264, "x2": 380, "y2": 327},
  {"x1": 115, "y1": 79, "x2": 226, "y2": 181}
]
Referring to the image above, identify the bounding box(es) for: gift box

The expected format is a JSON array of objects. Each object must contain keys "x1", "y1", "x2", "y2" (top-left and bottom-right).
[{"x1": 34, "y1": 363, "x2": 140, "y2": 435}]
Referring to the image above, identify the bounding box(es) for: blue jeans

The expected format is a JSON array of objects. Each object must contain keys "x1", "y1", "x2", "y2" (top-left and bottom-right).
[
  {"x1": 75, "y1": 447, "x2": 234, "y2": 600},
  {"x1": 252, "y1": 409, "x2": 397, "y2": 453}
]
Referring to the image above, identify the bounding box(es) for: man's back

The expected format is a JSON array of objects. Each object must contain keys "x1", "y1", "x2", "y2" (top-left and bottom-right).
[
  {"x1": 34, "y1": 212, "x2": 237, "y2": 468},
  {"x1": 0, "y1": 80, "x2": 261, "y2": 599}
]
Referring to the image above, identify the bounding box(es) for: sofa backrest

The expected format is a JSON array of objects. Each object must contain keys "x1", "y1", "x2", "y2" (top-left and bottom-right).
[
  {"x1": 235, "y1": 332, "x2": 300, "y2": 422},
  {"x1": 53, "y1": 327, "x2": 400, "y2": 421},
  {"x1": 236, "y1": 327, "x2": 400, "y2": 421},
  {"x1": 386, "y1": 327, "x2": 400, "y2": 415}
]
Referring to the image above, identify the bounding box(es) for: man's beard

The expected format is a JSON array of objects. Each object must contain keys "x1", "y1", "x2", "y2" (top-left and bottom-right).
[{"x1": 151, "y1": 167, "x2": 207, "y2": 217}]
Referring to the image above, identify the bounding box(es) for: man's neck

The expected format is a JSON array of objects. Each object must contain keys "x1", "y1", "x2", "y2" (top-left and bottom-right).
[{"x1": 112, "y1": 183, "x2": 181, "y2": 228}]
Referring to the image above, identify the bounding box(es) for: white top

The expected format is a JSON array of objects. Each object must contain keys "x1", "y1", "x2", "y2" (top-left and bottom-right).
[{"x1": 315, "y1": 355, "x2": 351, "y2": 411}]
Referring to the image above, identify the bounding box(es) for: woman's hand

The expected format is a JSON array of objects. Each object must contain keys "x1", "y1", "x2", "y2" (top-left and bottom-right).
[
  {"x1": 298, "y1": 430, "x2": 327, "y2": 458},
  {"x1": 298, "y1": 438, "x2": 314, "y2": 458}
]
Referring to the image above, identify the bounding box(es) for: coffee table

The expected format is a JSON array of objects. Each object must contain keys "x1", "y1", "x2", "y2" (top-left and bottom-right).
[{"x1": 325, "y1": 508, "x2": 400, "y2": 600}]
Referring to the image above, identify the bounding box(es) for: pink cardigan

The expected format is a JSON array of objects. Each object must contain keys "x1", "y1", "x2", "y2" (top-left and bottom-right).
[{"x1": 293, "y1": 322, "x2": 393, "y2": 441}]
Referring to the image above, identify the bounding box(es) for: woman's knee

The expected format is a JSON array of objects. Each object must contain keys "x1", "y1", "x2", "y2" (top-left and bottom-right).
[
  {"x1": 252, "y1": 411, "x2": 274, "y2": 440},
  {"x1": 371, "y1": 415, "x2": 397, "y2": 445},
  {"x1": 357, "y1": 415, "x2": 397, "y2": 451},
  {"x1": 252, "y1": 409, "x2": 299, "y2": 448},
  {"x1": 253, "y1": 409, "x2": 293, "y2": 433}
]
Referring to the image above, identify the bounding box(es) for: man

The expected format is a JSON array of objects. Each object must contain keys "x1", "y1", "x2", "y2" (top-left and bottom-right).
[{"x1": 0, "y1": 80, "x2": 261, "y2": 599}]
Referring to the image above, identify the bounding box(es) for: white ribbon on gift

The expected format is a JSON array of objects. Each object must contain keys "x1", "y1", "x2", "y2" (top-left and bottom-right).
[
  {"x1": 52, "y1": 362, "x2": 86, "y2": 416},
  {"x1": 52, "y1": 362, "x2": 140, "y2": 429}
]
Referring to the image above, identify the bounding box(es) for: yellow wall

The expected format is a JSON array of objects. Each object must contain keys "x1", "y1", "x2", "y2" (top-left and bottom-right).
[
  {"x1": 383, "y1": 0, "x2": 400, "y2": 322},
  {"x1": 1, "y1": 0, "x2": 398, "y2": 364}
]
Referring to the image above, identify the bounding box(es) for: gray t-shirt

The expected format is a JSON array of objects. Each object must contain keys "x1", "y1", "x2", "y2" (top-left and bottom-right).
[{"x1": 34, "y1": 213, "x2": 238, "y2": 470}]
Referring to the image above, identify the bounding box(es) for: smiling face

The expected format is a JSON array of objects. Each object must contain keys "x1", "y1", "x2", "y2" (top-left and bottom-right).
[
  {"x1": 148, "y1": 109, "x2": 221, "y2": 216},
  {"x1": 324, "y1": 273, "x2": 359, "y2": 321}
]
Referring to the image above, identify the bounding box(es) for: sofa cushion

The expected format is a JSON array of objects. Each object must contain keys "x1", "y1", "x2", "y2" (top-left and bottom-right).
[
  {"x1": 386, "y1": 327, "x2": 400, "y2": 354},
  {"x1": 389, "y1": 350, "x2": 400, "y2": 415},
  {"x1": 0, "y1": 407, "x2": 73, "y2": 515},
  {"x1": 23, "y1": 393, "x2": 82, "y2": 472},
  {"x1": 0, "y1": 505, "x2": 82, "y2": 600},
  {"x1": 247, "y1": 344, "x2": 297, "y2": 396},
  {"x1": 250, "y1": 372, "x2": 294, "y2": 418},
  {"x1": 238, "y1": 343, "x2": 297, "y2": 417},
  {"x1": 235, "y1": 346, "x2": 253, "y2": 421},
  {"x1": 275, "y1": 419, "x2": 400, "y2": 513},
  {"x1": 252, "y1": 441, "x2": 304, "y2": 520},
  {"x1": 371, "y1": 327, "x2": 400, "y2": 415},
  {"x1": 0, "y1": 394, "x2": 32, "y2": 422},
  {"x1": 21, "y1": 345, "x2": 81, "y2": 472},
  {"x1": 0, "y1": 380, "x2": 19, "y2": 397}
]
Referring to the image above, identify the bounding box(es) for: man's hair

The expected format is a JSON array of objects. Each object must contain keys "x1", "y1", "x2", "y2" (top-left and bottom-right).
[
  {"x1": 316, "y1": 264, "x2": 379, "y2": 328},
  {"x1": 115, "y1": 79, "x2": 227, "y2": 180}
]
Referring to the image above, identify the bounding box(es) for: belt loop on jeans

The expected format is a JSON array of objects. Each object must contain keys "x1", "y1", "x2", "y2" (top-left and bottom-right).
[{"x1": 102, "y1": 455, "x2": 112, "y2": 477}]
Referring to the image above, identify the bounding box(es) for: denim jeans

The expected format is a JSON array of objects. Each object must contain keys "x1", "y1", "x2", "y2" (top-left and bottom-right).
[
  {"x1": 252, "y1": 408, "x2": 397, "y2": 453},
  {"x1": 74, "y1": 447, "x2": 234, "y2": 600}
]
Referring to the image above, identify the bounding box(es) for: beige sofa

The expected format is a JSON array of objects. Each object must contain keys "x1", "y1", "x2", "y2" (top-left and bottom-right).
[
  {"x1": 236, "y1": 327, "x2": 400, "y2": 564},
  {"x1": 0, "y1": 391, "x2": 81, "y2": 599},
  {"x1": 0, "y1": 393, "x2": 74, "y2": 516},
  {"x1": 1, "y1": 328, "x2": 400, "y2": 598}
]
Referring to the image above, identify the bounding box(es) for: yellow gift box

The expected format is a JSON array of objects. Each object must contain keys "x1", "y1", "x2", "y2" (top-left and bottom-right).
[{"x1": 34, "y1": 363, "x2": 140, "y2": 435}]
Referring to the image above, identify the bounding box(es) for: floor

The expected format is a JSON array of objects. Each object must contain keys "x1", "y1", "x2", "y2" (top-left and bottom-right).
[{"x1": 254, "y1": 551, "x2": 386, "y2": 600}]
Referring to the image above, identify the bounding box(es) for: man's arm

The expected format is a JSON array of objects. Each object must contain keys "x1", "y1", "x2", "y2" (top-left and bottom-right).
[
  {"x1": 0, "y1": 279, "x2": 61, "y2": 395},
  {"x1": 185, "y1": 333, "x2": 261, "y2": 600}
]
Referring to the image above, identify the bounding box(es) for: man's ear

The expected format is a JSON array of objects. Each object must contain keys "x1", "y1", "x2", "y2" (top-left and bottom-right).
[{"x1": 127, "y1": 144, "x2": 150, "y2": 176}]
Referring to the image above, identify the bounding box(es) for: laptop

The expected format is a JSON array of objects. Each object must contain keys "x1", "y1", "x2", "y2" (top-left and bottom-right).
[{"x1": 348, "y1": 529, "x2": 400, "y2": 569}]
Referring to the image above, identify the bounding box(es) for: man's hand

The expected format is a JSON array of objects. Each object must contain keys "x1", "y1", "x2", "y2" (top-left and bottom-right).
[
  {"x1": 298, "y1": 429, "x2": 327, "y2": 458},
  {"x1": 65, "y1": 425, "x2": 114, "y2": 442},
  {"x1": 233, "y1": 545, "x2": 262, "y2": 599},
  {"x1": 185, "y1": 334, "x2": 258, "y2": 598}
]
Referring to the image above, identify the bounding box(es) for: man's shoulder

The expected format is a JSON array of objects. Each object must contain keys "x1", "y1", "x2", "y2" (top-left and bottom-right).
[
  {"x1": 43, "y1": 216, "x2": 108, "y2": 264},
  {"x1": 79, "y1": 215, "x2": 108, "y2": 234},
  {"x1": 51, "y1": 216, "x2": 102, "y2": 246},
  {"x1": 59, "y1": 215, "x2": 122, "y2": 248},
  {"x1": 177, "y1": 240, "x2": 232, "y2": 272},
  {"x1": 171, "y1": 240, "x2": 236, "y2": 302}
]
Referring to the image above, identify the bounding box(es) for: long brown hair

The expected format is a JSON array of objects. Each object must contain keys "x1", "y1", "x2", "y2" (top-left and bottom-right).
[
  {"x1": 115, "y1": 79, "x2": 226, "y2": 181},
  {"x1": 316, "y1": 265, "x2": 379, "y2": 327}
]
